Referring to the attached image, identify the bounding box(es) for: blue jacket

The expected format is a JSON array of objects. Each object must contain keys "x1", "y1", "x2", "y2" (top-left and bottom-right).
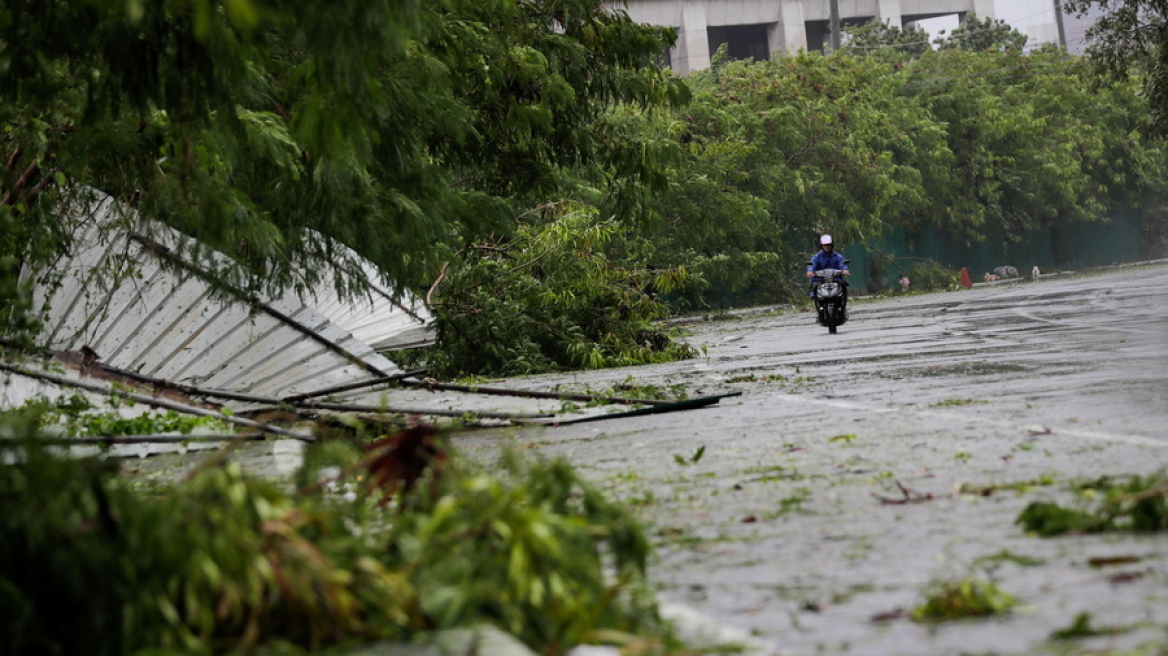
[{"x1": 808, "y1": 249, "x2": 847, "y2": 275}]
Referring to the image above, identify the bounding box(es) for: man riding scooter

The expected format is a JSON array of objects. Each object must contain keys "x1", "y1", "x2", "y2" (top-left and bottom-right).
[
  {"x1": 806, "y1": 234, "x2": 851, "y2": 333},
  {"x1": 806, "y1": 234, "x2": 850, "y2": 296}
]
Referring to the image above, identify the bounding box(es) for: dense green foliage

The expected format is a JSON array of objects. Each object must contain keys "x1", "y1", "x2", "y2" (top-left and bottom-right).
[
  {"x1": 604, "y1": 36, "x2": 1165, "y2": 310},
  {"x1": 410, "y1": 202, "x2": 696, "y2": 378},
  {"x1": 0, "y1": 0, "x2": 685, "y2": 301},
  {"x1": 1064, "y1": 2, "x2": 1168, "y2": 259},
  {"x1": 935, "y1": 14, "x2": 1028, "y2": 53},
  {"x1": 413, "y1": 21, "x2": 1168, "y2": 356},
  {"x1": 0, "y1": 441, "x2": 662, "y2": 655},
  {"x1": 904, "y1": 260, "x2": 960, "y2": 293},
  {"x1": 842, "y1": 22, "x2": 932, "y2": 58},
  {"x1": 1066, "y1": 1, "x2": 1168, "y2": 135}
]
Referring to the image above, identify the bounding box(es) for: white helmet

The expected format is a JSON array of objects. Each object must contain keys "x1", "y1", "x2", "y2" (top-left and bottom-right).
[{"x1": 820, "y1": 234, "x2": 833, "y2": 245}]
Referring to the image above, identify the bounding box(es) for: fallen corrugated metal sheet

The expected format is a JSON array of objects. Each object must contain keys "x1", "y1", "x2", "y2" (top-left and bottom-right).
[
  {"x1": 22, "y1": 189, "x2": 427, "y2": 400},
  {"x1": 307, "y1": 239, "x2": 435, "y2": 351},
  {"x1": 5, "y1": 190, "x2": 741, "y2": 457},
  {"x1": 516, "y1": 392, "x2": 742, "y2": 425}
]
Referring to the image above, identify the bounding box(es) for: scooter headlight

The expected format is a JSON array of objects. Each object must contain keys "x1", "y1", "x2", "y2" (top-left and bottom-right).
[{"x1": 818, "y1": 282, "x2": 841, "y2": 298}]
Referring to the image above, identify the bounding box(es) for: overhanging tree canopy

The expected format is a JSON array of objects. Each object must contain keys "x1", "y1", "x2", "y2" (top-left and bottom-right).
[
  {"x1": 0, "y1": 0, "x2": 687, "y2": 316},
  {"x1": 1065, "y1": 0, "x2": 1168, "y2": 135}
]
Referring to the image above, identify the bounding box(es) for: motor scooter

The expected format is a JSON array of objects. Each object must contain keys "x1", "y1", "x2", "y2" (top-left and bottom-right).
[{"x1": 807, "y1": 261, "x2": 849, "y2": 334}]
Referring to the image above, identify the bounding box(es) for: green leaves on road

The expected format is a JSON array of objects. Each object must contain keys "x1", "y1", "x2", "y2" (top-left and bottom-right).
[
  {"x1": 912, "y1": 578, "x2": 1018, "y2": 621},
  {"x1": 1016, "y1": 472, "x2": 1168, "y2": 537},
  {"x1": 674, "y1": 445, "x2": 706, "y2": 466}
]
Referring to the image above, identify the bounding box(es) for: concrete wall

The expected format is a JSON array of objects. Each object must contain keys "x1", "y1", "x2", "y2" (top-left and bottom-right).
[{"x1": 621, "y1": 0, "x2": 996, "y2": 74}]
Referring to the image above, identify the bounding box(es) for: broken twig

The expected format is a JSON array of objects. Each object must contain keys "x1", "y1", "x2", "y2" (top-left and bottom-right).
[
  {"x1": 872, "y1": 480, "x2": 941, "y2": 505},
  {"x1": 426, "y1": 261, "x2": 450, "y2": 308}
]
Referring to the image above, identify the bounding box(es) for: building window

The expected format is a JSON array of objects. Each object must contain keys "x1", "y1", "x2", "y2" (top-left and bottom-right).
[{"x1": 707, "y1": 24, "x2": 770, "y2": 62}]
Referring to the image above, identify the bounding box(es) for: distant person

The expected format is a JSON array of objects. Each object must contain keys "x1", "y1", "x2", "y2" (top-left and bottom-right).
[{"x1": 806, "y1": 234, "x2": 849, "y2": 298}]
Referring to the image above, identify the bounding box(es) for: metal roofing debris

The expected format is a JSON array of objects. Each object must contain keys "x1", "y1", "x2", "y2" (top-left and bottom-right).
[
  {"x1": 517, "y1": 392, "x2": 743, "y2": 425},
  {"x1": 22, "y1": 189, "x2": 431, "y2": 401},
  {"x1": 271, "y1": 400, "x2": 552, "y2": 421},
  {"x1": 83, "y1": 356, "x2": 550, "y2": 421},
  {"x1": 2, "y1": 189, "x2": 741, "y2": 453},
  {"x1": 281, "y1": 369, "x2": 427, "y2": 403},
  {"x1": 0, "y1": 348, "x2": 739, "y2": 454},
  {"x1": 400, "y1": 378, "x2": 679, "y2": 406},
  {"x1": 307, "y1": 239, "x2": 435, "y2": 351}
]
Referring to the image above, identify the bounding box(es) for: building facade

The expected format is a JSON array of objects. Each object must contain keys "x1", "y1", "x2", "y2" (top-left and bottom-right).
[{"x1": 623, "y1": 0, "x2": 995, "y2": 74}]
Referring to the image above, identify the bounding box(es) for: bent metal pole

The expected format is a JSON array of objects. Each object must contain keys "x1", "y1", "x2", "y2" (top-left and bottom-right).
[{"x1": 0, "y1": 362, "x2": 315, "y2": 442}]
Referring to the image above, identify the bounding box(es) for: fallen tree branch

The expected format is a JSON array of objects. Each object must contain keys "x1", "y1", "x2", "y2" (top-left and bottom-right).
[
  {"x1": 5, "y1": 145, "x2": 21, "y2": 173},
  {"x1": 258, "y1": 401, "x2": 552, "y2": 421},
  {"x1": 426, "y1": 261, "x2": 450, "y2": 308},
  {"x1": 281, "y1": 369, "x2": 428, "y2": 404},
  {"x1": 400, "y1": 378, "x2": 675, "y2": 406}
]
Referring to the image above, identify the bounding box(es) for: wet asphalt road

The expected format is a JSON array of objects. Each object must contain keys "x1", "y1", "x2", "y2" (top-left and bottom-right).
[{"x1": 459, "y1": 263, "x2": 1168, "y2": 656}]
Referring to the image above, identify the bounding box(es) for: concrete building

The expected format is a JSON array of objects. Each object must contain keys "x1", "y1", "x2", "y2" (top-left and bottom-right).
[
  {"x1": 622, "y1": 0, "x2": 995, "y2": 74},
  {"x1": 1020, "y1": 6, "x2": 1104, "y2": 54}
]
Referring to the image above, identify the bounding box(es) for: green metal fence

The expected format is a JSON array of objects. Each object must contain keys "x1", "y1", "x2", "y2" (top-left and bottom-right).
[
  {"x1": 692, "y1": 211, "x2": 1145, "y2": 306},
  {"x1": 849, "y1": 211, "x2": 1144, "y2": 293}
]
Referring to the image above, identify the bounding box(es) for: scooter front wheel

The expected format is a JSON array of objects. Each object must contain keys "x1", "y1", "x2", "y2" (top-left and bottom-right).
[{"x1": 828, "y1": 325, "x2": 837, "y2": 335}]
